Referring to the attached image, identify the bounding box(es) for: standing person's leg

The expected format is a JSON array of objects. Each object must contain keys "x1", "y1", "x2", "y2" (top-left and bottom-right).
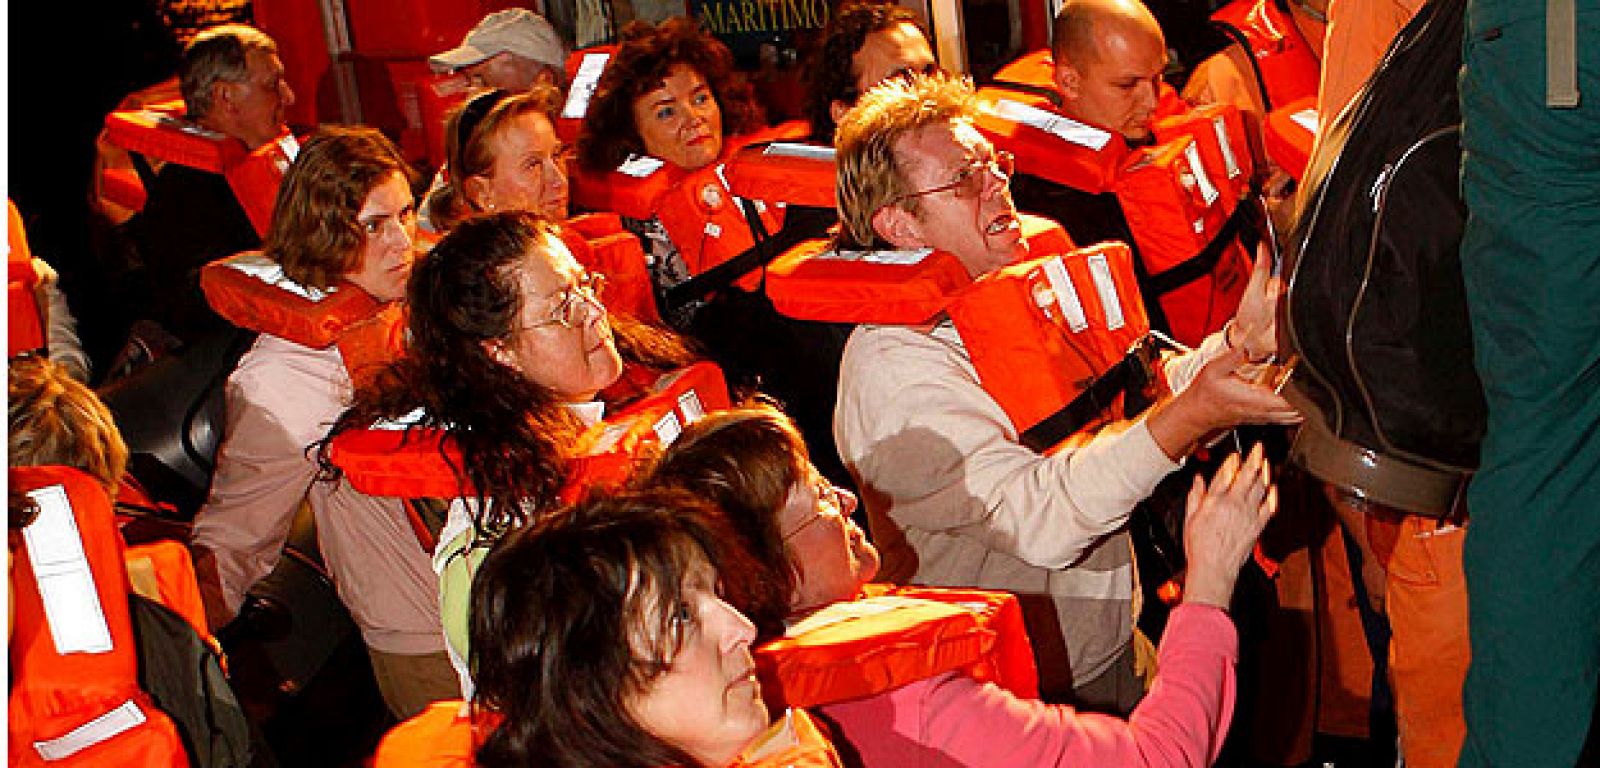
[
  {"x1": 1458, "y1": 4, "x2": 1600, "y2": 765},
  {"x1": 1383, "y1": 513, "x2": 1469, "y2": 768}
]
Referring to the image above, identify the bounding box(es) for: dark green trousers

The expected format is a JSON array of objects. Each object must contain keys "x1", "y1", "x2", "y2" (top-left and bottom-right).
[{"x1": 1459, "y1": 3, "x2": 1600, "y2": 766}]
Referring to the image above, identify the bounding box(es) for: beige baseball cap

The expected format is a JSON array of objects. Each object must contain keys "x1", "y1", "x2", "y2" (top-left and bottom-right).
[{"x1": 430, "y1": 9, "x2": 567, "y2": 73}]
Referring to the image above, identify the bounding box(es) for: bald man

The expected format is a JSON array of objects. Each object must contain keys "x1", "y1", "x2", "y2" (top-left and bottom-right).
[{"x1": 1051, "y1": 0, "x2": 1170, "y2": 143}]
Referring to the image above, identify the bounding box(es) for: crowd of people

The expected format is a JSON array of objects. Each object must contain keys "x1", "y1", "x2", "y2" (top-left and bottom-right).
[{"x1": 8, "y1": 1, "x2": 1597, "y2": 767}]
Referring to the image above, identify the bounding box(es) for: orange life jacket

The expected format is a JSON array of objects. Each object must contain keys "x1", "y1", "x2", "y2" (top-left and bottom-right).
[
  {"x1": 762, "y1": 213, "x2": 1069, "y2": 325},
  {"x1": 767, "y1": 217, "x2": 1156, "y2": 451},
  {"x1": 1210, "y1": 0, "x2": 1322, "y2": 180},
  {"x1": 371, "y1": 701, "x2": 481, "y2": 768},
  {"x1": 975, "y1": 87, "x2": 1255, "y2": 346},
  {"x1": 101, "y1": 102, "x2": 296, "y2": 238},
  {"x1": 1210, "y1": 0, "x2": 1322, "y2": 112},
  {"x1": 1263, "y1": 96, "x2": 1318, "y2": 181},
  {"x1": 198, "y1": 251, "x2": 407, "y2": 389},
  {"x1": 756, "y1": 584, "x2": 1040, "y2": 710},
  {"x1": 570, "y1": 123, "x2": 807, "y2": 292},
  {"x1": 559, "y1": 212, "x2": 662, "y2": 325},
  {"x1": 371, "y1": 702, "x2": 841, "y2": 768},
  {"x1": 325, "y1": 361, "x2": 731, "y2": 550},
  {"x1": 122, "y1": 541, "x2": 214, "y2": 651},
  {"x1": 946, "y1": 240, "x2": 1154, "y2": 453},
  {"x1": 8, "y1": 466, "x2": 188, "y2": 767},
  {"x1": 8, "y1": 199, "x2": 46, "y2": 358},
  {"x1": 989, "y1": 50, "x2": 1190, "y2": 123},
  {"x1": 724, "y1": 137, "x2": 837, "y2": 210}
]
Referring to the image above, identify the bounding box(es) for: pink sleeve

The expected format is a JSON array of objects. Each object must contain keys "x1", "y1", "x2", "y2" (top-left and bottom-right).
[{"x1": 819, "y1": 604, "x2": 1238, "y2": 768}]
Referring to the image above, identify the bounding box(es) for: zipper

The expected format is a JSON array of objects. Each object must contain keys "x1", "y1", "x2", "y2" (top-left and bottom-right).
[
  {"x1": 1282, "y1": 2, "x2": 1432, "y2": 437},
  {"x1": 1344, "y1": 125, "x2": 1473, "y2": 474}
]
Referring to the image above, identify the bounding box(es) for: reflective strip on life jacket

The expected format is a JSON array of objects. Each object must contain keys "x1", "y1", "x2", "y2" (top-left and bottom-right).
[
  {"x1": 557, "y1": 47, "x2": 616, "y2": 142},
  {"x1": 8, "y1": 466, "x2": 187, "y2": 768},
  {"x1": 947, "y1": 240, "x2": 1151, "y2": 452},
  {"x1": 1152, "y1": 103, "x2": 1255, "y2": 213},
  {"x1": 1210, "y1": 0, "x2": 1322, "y2": 111},
  {"x1": 755, "y1": 584, "x2": 1039, "y2": 710},
  {"x1": 763, "y1": 213, "x2": 1070, "y2": 324},
  {"x1": 199, "y1": 251, "x2": 406, "y2": 386}
]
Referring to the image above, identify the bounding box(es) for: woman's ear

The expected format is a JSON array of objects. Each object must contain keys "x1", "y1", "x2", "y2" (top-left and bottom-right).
[{"x1": 482, "y1": 337, "x2": 516, "y2": 370}]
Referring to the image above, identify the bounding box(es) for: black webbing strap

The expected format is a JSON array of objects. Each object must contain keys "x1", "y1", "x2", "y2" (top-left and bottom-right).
[
  {"x1": 1019, "y1": 334, "x2": 1162, "y2": 453},
  {"x1": 1140, "y1": 194, "x2": 1255, "y2": 297},
  {"x1": 662, "y1": 200, "x2": 834, "y2": 312},
  {"x1": 1210, "y1": 19, "x2": 1276, "y2": 112}
]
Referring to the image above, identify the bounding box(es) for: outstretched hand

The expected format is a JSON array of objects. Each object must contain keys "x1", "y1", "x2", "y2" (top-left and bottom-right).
[
  {"x1": 1228, "y1": 243, "x2": 1283, "y2": 364},
  {"x1": 1181, "y1": 443, "x2": 1278, "y2": 609}
]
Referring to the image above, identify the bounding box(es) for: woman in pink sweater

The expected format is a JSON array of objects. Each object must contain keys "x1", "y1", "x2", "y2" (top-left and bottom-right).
[{"x1": 647, "y1": 402, "x2": 1277, "y2": 767}]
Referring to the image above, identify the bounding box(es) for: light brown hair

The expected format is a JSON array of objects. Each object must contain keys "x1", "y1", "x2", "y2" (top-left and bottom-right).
[{"x1": 265, "y1": 125, "x2": 417, "y2": 290}]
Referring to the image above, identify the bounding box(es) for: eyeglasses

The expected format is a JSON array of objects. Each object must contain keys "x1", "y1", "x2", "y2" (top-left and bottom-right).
[
  {"x1": 891, "y1": 150, "x2": 1015, "y2": 206},
  {"x1": 781, "y1": 480, "x2": 856, "y2": 541},
  {"x1": 519, "y1": 272, "x2": 607, "y2": 331}
]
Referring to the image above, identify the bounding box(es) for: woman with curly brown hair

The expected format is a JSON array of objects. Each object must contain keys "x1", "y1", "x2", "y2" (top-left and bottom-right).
[
  {"x1": 323, "y1": 211, "x2": 700, "y2": 697},
  {"x1": 577, "y1": 17, "x2": 764, "y2": 175},
  {"x1": 575, "y1": 18, "x2": 855, "y2": 498}
]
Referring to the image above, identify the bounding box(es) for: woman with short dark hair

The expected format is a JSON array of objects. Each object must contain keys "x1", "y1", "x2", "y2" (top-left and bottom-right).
[{"x1": 470, "y1": 489, "x2": 840, "y2": 768}]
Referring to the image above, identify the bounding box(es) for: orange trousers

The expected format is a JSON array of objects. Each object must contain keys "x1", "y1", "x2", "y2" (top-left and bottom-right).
[{"x1": 1376, "y1": 513, "x2": 1470, "y2": 768}]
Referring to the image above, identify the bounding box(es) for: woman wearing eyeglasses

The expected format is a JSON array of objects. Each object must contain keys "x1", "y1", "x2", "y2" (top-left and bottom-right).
[
  {"x1": 648, "y1": 401, "x2": 1279, "y2": 768},
  {"x1": 325, "y1": 211, "x2": 699, "y2": 696}
]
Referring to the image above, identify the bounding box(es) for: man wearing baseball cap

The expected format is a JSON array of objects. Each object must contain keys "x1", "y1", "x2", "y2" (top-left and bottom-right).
[{"x1": 430, "y1": 8, "x2": 568, "y2": 92}]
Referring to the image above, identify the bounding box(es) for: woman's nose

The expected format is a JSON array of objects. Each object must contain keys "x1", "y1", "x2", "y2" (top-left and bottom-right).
[{"x1": 714, "y1": 595, "x2": 757, "y2": 651}]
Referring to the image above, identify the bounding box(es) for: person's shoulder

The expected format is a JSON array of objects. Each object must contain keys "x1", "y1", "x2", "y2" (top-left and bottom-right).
[
  {"x1": 840, "y1": 322, "x2": 975, "y2": 404},
  {"x1": 231, "y1": 334, "x2": 343, "y2": 387},
  {"x1": 843, "y1": 322, "x2": 960, "y2": 368}
]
